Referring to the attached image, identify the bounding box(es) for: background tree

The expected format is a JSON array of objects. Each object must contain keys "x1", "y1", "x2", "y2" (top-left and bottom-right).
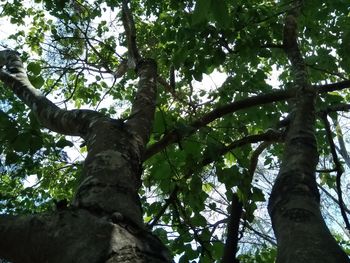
[{"x1": 0, "y1": 0, "x2": 350, "y2": 262}]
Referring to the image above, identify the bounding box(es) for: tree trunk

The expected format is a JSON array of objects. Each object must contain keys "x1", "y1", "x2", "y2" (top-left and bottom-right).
[
  {"x1": 0, "y1": 52, "x2": 172, "y2": 263},
  {"x1": 268, "y1": 6, "x2": 350, "y2": 263},
  {"x1": 0, "y1": 211, "x2": 170, "y2": 263}
]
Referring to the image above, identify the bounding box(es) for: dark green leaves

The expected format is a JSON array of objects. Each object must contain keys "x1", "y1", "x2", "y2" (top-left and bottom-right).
[
  {"x1": 251, "y1": 187, "x2": 265, "y2": 202},
  {"x1": 12, "y1": 132, "x2": 43, "y2": 153},
  {"x1": 339, "y1": 30, "x2": 350, "y2": 72},
  {"x1": 27, "y1": 61, "x2": 44, "y2": 88},
  {"x1": 192, "y1": 0, "x2": 230, "y2": 29},
  {"x1": 192, "y1": 0, "x2": 211, "y2": 25},
  {"x1": 5, "y1": 151, "x2": 20, "y2": 165},
  {"x1": 217, "y1": 166, "x2": 243, "y2": 188},
  {"x1": 55, "y1": 138, "x2": 74, "y2": 148},
  {"x1": 27, "y1": 62, "x2": 42, "y2": 75},
  {"x1": 211, "y1": 0, "x2": 230, "y2": 29},
  {"x1": 29, "y1": 76, "x2": 45, "y2": 89}
]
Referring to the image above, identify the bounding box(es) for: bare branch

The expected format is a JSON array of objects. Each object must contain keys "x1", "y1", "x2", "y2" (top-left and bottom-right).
[
  {"x1": 321, "y1": 113, "x2": 350, "y2": 231},
  {"x1": 317, "y1": 80, "x2": 350, "y2": 93}
]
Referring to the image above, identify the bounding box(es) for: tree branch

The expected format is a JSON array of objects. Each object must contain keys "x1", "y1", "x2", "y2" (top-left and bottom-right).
[
  {"x1": 147, "y1": 185, "x2": 179, "y2": 229},
  {"x1": 148, "y1": 131, "x2": 281, "y2": 229},
  {"x1": 126, "y1": 59, "x2": 158, "y2": 150},
  {"x1": 268, "y1": 0, "x2": 321, "y2": 218},
  {"x1": 144, "y1": 78, "x2": 350, "y2": 161},
  {"x1": 243, "y1": 222, "x2": 277, "y2": 246},
  {"x1": 121, "y1": 0, "x2": 140, "y2": 68},
  {"x1": 334, "y1": 119, "x2": 350, "y2": 168},
  {"x1": 203, "y1": 130, "x2": 283, "y2": 166},
  {"x1": 322, "y1": 103, "x2": 350, "y2": 113},
  {"x1": 119, "y1": 2, "x2": 158, "y2": 151},
  {"x1": 317, "y1": 80, "x2": 350, "y2": 93},
  {"x1": 0, "y1": 50, "x2": 103, "y2": 137},
  {"x1": 222, "y1": 193, "x2": 243, "y2": 263},
  {"x1": 144, "y1": 90, "x2": 292, "y2": 160},
  {"x1": 321, "y1": 113, "x2": 350, "y2": 231},
  {"x1": 318, "y1": 183, "x2": 350, "y2": 214}
]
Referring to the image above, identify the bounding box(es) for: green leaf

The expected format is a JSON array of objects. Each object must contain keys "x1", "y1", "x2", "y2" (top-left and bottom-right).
[
  {"x1": 213, "y1": 49, "x2": 227, "y2": 66},
  {"x1": 8, "y1": 130, "x2": 43, "y2": 154},
  {"x1": 175, "y1": 122, "x2": 194, "y2": 136},
  {"x1": 179, "y1": 255, "x2": 190, "y2": 263},
  {"x1": 12, "y1": 132, "x2": 31, "y2": 153},
  {"x1": 147, "y1": 201, "x2": 162, "y2": 214},
  {"x1": 190, "y1": 175, "x2": 202, "y2": 193},
  {"x1": 153, "y1": 228, "x2": 169, "y2": 244},
  {"x1": 203, "y1": 139, "x2": 222, "y2": 162},
  {"x1": 320, "y1": 173, "x2": 336, "y2": 188},
  {"x1": 251, "y1": 187, "x2": 265, "y2": 202},
  {"x1": 216, "y1": 166, "x2": 242, "y2": 188},
  {"x1": 172, "y1": 47, "x2": 189, "y2": 67},
  {"x1": 211, "y1": 0, "x2": 230, "y2": 29},
  {"x1": 153, "y1": 110, "x2": 167, "y2": 136},
  {"x1": 212, "y1": 242, "x2": 225, "y2": 260},
  {"x1": 56, "y1": 138, "x2": 74, "y2": 148},
  {"x1": 182, "y1": 140, "x2": 201, "y2": 160},
  {"x1": 151, "y1": 161, "x2": 172, "y2": 191},
  {"x1": 181, "y1": 244, "x2": 198, "y2": 260},
  {"x1": 339, "y1": 30, "x2": 350, "y2": 72},
  {"x1": 29, "y1": 112, "x2": 41, "y2": 130},
  {"x1": 30, "y1": 75, "x2": 45, "y2": 89},
  {"x1": 29, "y1": 134, "x2": 43, "y2": 153},
  {"x1": 27, "y1": 62, "x2": 42, "y2": 75},
  {"x1": 192, "y1": 0, "x2": 211, "y2": 25},
  {"x1": 5, "y1": 151, "x2": 20, "y2": 165},
  {"x1": 191, "y1": 213, "x2": 207, "y2": 227}
]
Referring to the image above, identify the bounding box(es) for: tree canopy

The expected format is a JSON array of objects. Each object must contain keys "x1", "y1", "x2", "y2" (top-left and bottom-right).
[{"x1": 0, "y1": 0, "x2": 350, "y2": 262}]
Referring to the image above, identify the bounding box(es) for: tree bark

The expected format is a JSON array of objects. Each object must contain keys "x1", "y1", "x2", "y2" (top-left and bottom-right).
[
  {"x1": 268, "y1": 3, "x2": 350, "y2": 262},
  {"x1": 0, "y1": 51, "x2": 172, "y2": 263}
]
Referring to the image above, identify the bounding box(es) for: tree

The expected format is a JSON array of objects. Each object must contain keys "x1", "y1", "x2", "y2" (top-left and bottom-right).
[{"x1": 0, "y1": 0, "x2": 350, "y2": 262}]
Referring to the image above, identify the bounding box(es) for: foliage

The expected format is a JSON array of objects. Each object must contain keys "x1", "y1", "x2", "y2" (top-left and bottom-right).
[{"x1": 1, "y1": 0, "x2": 350, "y2": 261}]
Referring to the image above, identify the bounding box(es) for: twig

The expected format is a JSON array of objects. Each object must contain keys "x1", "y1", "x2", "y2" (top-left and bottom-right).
[
  {"x1": 318, "y1": 183, "x2": 350, "y2": 215},
  {"x1": 147, "y1": 185, "x2": 179, "y2": 229},
  {"x1": 321, "y1": 112, "x2": 350, "y2": 231}
]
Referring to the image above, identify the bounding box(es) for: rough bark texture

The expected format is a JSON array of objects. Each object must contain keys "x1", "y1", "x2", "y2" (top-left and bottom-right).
[
  {"x1": 0, "y1": 210, "x2": 169, "y2": 263},
  {"x1": 0, "y1": 51, "x2": 172, "y2": 262},
  {"x1": 0, "y1": 50, "x2": 102, "y2": 137},
  {"x1": 267, "y1": 3, "x2": 350, "y2": 263}
]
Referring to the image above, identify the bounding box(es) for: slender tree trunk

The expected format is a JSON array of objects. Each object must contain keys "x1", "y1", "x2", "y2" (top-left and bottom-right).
[{"x1": 268, "y1": 3, "x2": 350, "y2": 262}]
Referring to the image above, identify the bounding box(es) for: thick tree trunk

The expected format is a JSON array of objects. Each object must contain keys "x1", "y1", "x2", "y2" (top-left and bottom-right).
[
  {"x1": 0, "y1": 210, "x2": 170, "y2": 263},
  {"x1": 268, "y1": 4, "x2": 350, "y2": 263},
  {"x1": 0, "y1": 52, "x2": 172, "y2": 262}
]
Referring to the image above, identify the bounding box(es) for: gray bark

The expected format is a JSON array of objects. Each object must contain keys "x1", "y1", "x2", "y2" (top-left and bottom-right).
[
  {"x1": 0, "y1": 51, "x2": 171, "y2": 263},
  {"x1": 268, "y1": 3, "x2": 350, "y2": 262}
]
